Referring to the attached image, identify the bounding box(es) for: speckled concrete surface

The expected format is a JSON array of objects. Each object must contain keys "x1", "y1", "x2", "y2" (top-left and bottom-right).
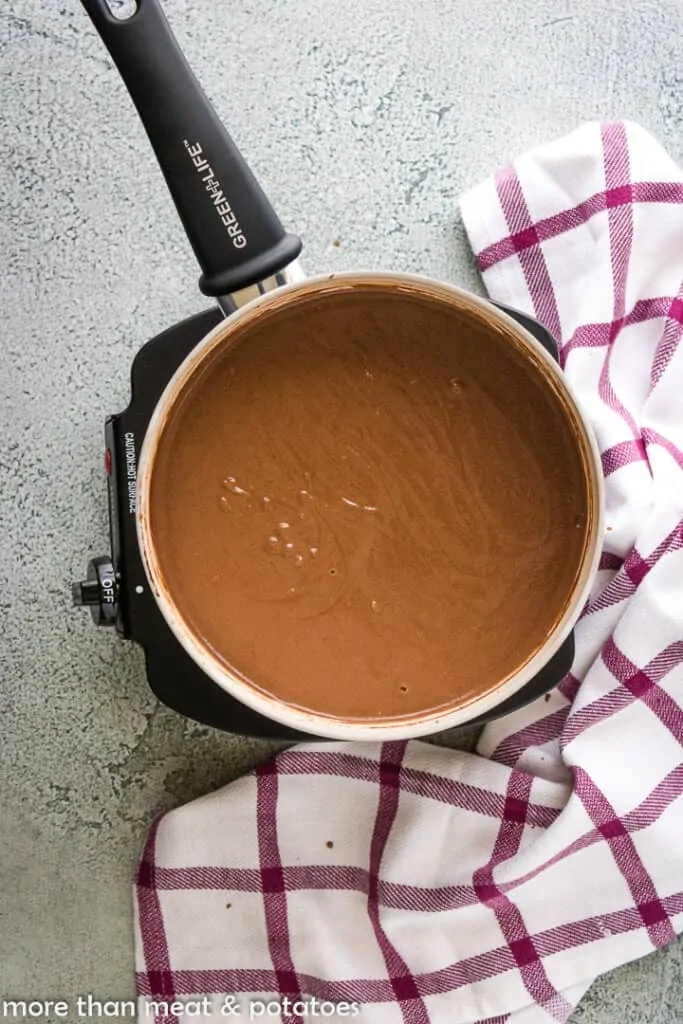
[{"x1": 0, "y1": 0, "x2": 682, "y2": 1020}]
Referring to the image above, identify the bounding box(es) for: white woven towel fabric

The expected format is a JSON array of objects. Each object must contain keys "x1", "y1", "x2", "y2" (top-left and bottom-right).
[{"x1": 134, "y1": 121, "x2": 683, "y2": 1024}]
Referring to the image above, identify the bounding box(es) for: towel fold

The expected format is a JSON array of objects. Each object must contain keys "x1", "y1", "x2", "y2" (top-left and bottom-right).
[{"x1": 134, "y1": 121, "x2": 683, "y2": 1024}]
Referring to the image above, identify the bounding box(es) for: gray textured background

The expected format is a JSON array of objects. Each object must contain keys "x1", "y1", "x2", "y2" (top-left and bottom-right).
[{"x1": 1, "y1": 0, "x2": 682, "y2": 1020}]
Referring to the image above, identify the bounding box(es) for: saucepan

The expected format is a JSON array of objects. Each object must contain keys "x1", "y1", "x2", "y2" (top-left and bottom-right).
[{"x1": 81, "y1": 0, "x2": 604, "y2": 740}]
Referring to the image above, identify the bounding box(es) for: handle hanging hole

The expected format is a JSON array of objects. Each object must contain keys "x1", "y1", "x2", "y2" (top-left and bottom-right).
[{"x1": 104, "y1": 0, "x2": 138, "y2": 20}]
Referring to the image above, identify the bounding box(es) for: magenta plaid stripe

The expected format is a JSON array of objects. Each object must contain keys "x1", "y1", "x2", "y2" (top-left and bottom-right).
[
  {"x1": 643, "y1": 428, "x2": 683, "y2": 470},
  {"x1": 562, "y1": 296, "x2": 680, "y2": 361},
  {"x1": 586, "y1": 521, "x2": 683, "y2": 617},
  {"x1": 562, "y1": 640, "x2": 683, "y2": 747},
  {"x1": 147, "y1": 863, "x2": 480, "y2": 911},
  {"x1": 621, "y1": 766, "x2": 683, "y2": 832},
  {"x1": 490, "y1": 709, "x2": 569, "y2": 768},
  {"x1": 650, "y1": 290, "x2": 683, "y2": 390},
  {"x1": 368, "y1": 742, "x2": 430, "y2": 1023},
  {"x1": 500, "y1": 768, "x2": 683, "y2": 897},
  {"x1": 601, "y1": 439, "x2": 647, "y2": 476},
  {"x1": 598, "y1": 552, "x2": 624, "y2": 572},
  {"x1": 276, "y1": 749, "x2": 560, "y2": 827},
  {"x1": 596, "y1": 123, "x2": 642, "y2": 446},
  {"x1": 558, "y1": 673, "x2": 581, "y2": 704},
  {"x1": 255, "y1": 762, "x2": 303, "y2": 1024},
  {"x1": 136, "y1": 818, "x2": 178, "y2": 1024},
  {"x1": 149, "y1": 865, "x2": 264, "y2": 891},
  {"x1": 473, "y1": 773, "x2": 573, "y2": 1022},
  {"x1": 603, "y1": 639, "x2": 683, "y2": 738},
  {"x1": 573, "y1": 768, "x2": 677, "y2": 948},
  {"x1": 478, "y1": 184, "x2": 683, "y2": 271},
  {"x1": 494, "y1": 169, "x2": 562, "y2": 341}
]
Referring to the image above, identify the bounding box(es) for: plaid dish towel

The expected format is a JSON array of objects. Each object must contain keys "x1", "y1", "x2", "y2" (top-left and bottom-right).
[{"x1": 134, "y1": 121, "x2": 683, "y2": 1024}]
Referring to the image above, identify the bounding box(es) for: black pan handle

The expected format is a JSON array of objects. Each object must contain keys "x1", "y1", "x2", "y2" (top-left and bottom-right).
[{"x1": 81, "y1": 0, "x2": 302, "y2": 298}]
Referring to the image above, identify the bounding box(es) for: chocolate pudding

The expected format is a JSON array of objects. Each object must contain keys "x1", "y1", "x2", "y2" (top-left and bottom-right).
[{"x1": 148, "y1": 284, "x2": 590, "y2": 722}]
